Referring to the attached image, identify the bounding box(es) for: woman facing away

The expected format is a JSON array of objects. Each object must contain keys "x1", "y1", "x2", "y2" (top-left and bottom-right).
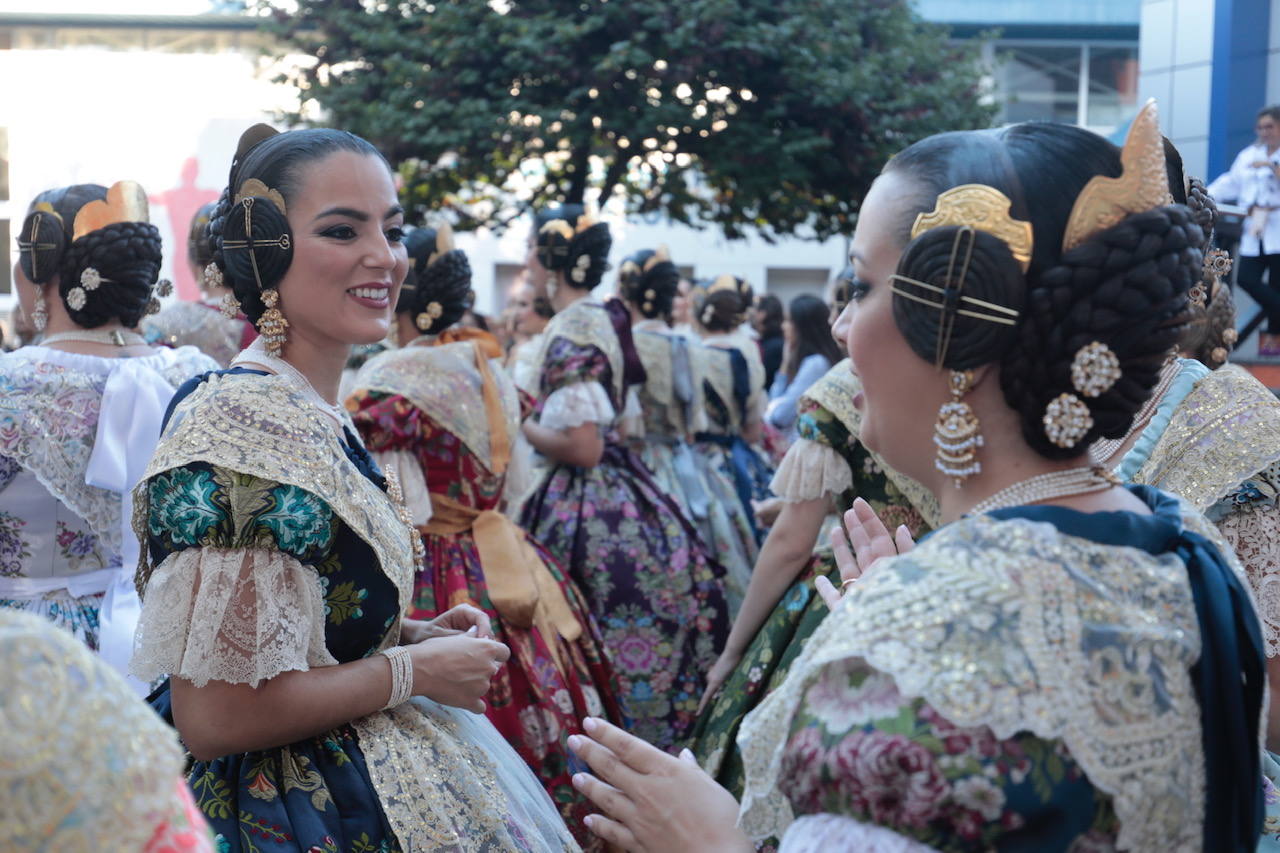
[
  {"x1": 346, "y1": 224, "x2": 624, "y2": 848},
  {"x1": 765, "y1": 293, "x2": 845, "y2": 438},
  {"x1": 618, "y1": 245, "x2": 759, "y2": 617},
  {"x1": 506, "y1": 275, "x2": 554, "y2": 395},
  {"x1": 691, "y1": 310, "x2": 938, "y2": 801},
  {"x1": 754, "y1": 293, "x2": 785, "y2": 390},
  {"x1": 142, "y1": 200, "x2": 258, "y2": 367},
  {"x1": 691, "y1": 276, "x2": 776, "y2": 544},
  {"x1": 128, "y1": 125, "x2": 576, "y2": 852},
  {"x1": 570, "y1": 105, "x2": 1265, "y2": 852},
  {"x1": 0, "y1": 181, "x2": 217, "y2": 684},
  {"x1": 517, "y1": 212, "x2": 730, "y2": 753}
]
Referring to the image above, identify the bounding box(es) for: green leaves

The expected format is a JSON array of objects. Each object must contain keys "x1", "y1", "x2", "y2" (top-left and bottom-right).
[{"x1": 266, "y1": 0, "x2": 994, "y2": 238}]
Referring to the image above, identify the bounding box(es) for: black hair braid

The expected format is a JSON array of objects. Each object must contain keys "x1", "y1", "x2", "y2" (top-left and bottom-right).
[
  {"x1": 1186, "y1": 176, "x2": 1216, "y2": 244},
  {"x1": 59, "y1": 221, "x2": 163, "y2": 329},
  {"x1": 619, "y1": 249, "x2": 680, "y2": 320},
  {"x1": 562, "y1": 222, "x2": 612, "y2": 291},
  {"x1": 893, "y1": 226, "x2": 1025, "y2": 371},
  {"x1": 402, "y1": 249, "x2": 473, "y2": 335},
  {"x1": 999, "y1": 206, "x2": 1204, "y2": 458},
  {"x1": 187, "y1": 200, "x2": 218, "y2": 272}
]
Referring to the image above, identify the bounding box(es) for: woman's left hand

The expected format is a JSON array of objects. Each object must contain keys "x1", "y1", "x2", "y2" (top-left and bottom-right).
[
  {"x1": 569, "y1": 717, "x2": 752, "y2": 853},
  {"x1": 400, "y1": 604, "x2": 493, "y2": 644},
  {"x1": 815, "y1": 497, "x2": 915, "y2": 609}
]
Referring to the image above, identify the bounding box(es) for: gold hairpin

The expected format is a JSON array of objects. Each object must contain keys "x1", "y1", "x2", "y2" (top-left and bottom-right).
[
  {"x1": 1062, "y1": 99, "x2": 1172, "y2": 253},
  {"x1": 234, "y1": 178, "x2": 287, "y2": 216},
  {"x1": 708, "y1": 274, "x2": 740, "y2": 294},
  {"x1": 72, "y1": 181, "x2": 150, "y2": 242},
  {"x1": 644, "y1": 244, "x2": 671, "y2": 272},
  {"x1": 911, "y1": 184, "x2": 1033, "y2": 273},
  {"x1": 17, "y1": 209, "x2": 62, "y2": 280}
]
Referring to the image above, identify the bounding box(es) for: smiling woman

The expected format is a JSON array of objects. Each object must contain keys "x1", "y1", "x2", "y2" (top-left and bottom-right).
[{"x1": 128, "y1": 125, "x2": 578, "y2": 852}]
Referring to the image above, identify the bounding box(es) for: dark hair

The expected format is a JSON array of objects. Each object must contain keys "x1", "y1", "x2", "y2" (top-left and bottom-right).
[
  {"x1": 1258, "y1": 104, "x2": 1280, "y2": 125},
  {"x1": 882, "y1": 123, "x2": 1203, "y2": 458},
  {"x1": 188, "y1": 201, "x2": 218, "y2": 274},
  {"x1": 1175, "y1": 163, "x2": 1235, "y2": 367},
  {"x1": 755, "y1": 293, "x2": 784, "y2": 338},
  {"x1": 395, "y1": 226, "x2": 473, "y2": 335},
  {"x1": 694, "y1": 276, "x2": 753, "y2": 332},
  {"x1": 532, "y1": 295, "x2": 555, "y2": 320},
  {"x1": 207, "y1": 126, "x2": 389, "y2": 322},
  {"x1": 535, "y1": 216, "x2": 612, "y2": 291},
  {"x1": 786, "y1": 293, "x2": 844, "y2": 375},
  {"x1": 19, "y1": 184, "x2": 163, "y2": 329},
  {"x1": 618, "y1": 248, "x2": 680, "y2": 321}
]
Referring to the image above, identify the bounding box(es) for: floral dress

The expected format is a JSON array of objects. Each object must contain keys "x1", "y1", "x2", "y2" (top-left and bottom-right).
[
  {"x1": 348, "y1": 340, "x2": 624, "y2": 848},
  {"x1": 692, "y1": 335, "x2": 775, "y2": 538},
  {"x1": 519, "y1": 297, "x2": 730, "y2": 752},
  {"x1": 130, "y1": 367, "x2": 577, "y2": 853},
  {"x1": 738, "y1": 487, "x2": 1264, "y2": 851},
  {"x1": 627, "y1": 321, "x2": 758, "y2": 613},
  {"x1": 690, "y1": 359, "x2": 937, "y2": 802},
  {"x1": 0, "y1": 344, "x2": 217, "y2": 673}
]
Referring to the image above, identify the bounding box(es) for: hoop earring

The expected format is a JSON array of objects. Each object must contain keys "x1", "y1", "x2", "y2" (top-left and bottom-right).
[
  {"x1": 934, "y1": 369, "x2": 982, "y2": 487},
  {"x1": 256, "y1": 288, "x2": 289, "y2": 357},
  {"x1": 31, "y1": 288, "x2": 48, "y2": 332}
]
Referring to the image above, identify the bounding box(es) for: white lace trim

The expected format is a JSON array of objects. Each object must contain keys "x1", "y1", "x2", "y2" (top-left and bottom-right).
[
  {"x1": 770, "y1": 438, "x2": 852, "y2": 502},
  {"x1": 779, "y1": 813, "x2": 939, "y2": 853},
  {"x1": 539, "y1": 381, "x2": 615, "y2": 431},
  {"x1": 372, "y1": 449, "x2": 432, "y2": 527},
  {"x1": 129, "y1": 546, "x2": 336, "y2": 688}
]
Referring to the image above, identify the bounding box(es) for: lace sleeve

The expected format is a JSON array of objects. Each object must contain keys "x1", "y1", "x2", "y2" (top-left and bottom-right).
[
  {"x1": 770, "y1": 437, "x2": 853, "y2": 503},
  {"x1": 539, "y1": 381, "x2": 616, "y2": 431},
  {"x1": 1215, "y1": 503, "x2": 1280, "y2": 657},
  {"x1": 129, "y1": 546, "x2": 336, "y2": 688}
]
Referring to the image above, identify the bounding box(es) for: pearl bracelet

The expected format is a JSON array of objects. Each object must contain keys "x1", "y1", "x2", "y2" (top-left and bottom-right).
[{"x1": 380, "y1": 645, "x2": 414, "y2": 709}]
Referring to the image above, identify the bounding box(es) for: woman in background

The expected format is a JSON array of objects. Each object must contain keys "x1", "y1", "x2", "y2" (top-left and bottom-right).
[
  {"x1": 765, "y1": 293, "x2": 844, "y2": 437},
  {"x1": 754, "y1": 293, "x2": 785, "y2": 389}
]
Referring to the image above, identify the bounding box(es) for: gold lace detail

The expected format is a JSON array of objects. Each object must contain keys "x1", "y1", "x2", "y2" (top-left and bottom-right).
[
  {"x1": 354, "y1": 342, "x2": 520, "y2": 473},
  {"x1": 738, "y1": 508, "x2": 1208, "y2": 850},
  {"x1": 0, "y1": 609, "x2": 186, "y2": 850},
  {"x1": 536, "y1": 298, "x2": 625, "y2": 406},
  {"x1": 802, "y1": 359, "x2": 940, "y2": 528},
  {"x1": 1132, "y1": 364, "x2": 1280, "y2": 510},
  {"x1": 133, "y1": 370, "x2": 414, "y2": 624}
]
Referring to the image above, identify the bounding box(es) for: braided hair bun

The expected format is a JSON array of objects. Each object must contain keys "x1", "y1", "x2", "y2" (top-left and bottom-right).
[
  {"x1": 396, "y1": 225, "x2": 473, "y2": 335},
  {"x1": 884, "y1": 122, "x2": 1204, "y2": 459},
  {"x1": 536, "y1": 214, "x2": 612, "y2": 290},
  {"x1": 206, "y1": 125, "x2": 388, "y2": 322},
  {"x1": 694, "y1": 275, "x2": 752, "y2": 332},
  {"x1": 618, "y1": 247, "x2": 680, "y2": 320},
  {"x1": 19, "y1": 184, "x2": 163, "y2": 329}
]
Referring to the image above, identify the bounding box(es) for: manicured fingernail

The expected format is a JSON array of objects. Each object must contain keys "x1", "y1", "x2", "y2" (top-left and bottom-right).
[
  {"x1": 584, "y1": 815, "x2": 595, "y2": 828},
  {"x1": 568, "y1": 734, "x2": 583, "y2": 751},
  {"x1": 679, "y1": 748, "x2": 695, "y2": 760},
  {"x1": 573, "y1": 773, "x2": 588, "y2": 788},
  {"x1": 583, "y1": 716, "x2": 600, "y2": 732}
]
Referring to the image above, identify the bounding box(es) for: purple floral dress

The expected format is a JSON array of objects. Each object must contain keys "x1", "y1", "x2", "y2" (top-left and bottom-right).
[{"x1": 519, "y1": 298, "x2": 730, "y2": 752}]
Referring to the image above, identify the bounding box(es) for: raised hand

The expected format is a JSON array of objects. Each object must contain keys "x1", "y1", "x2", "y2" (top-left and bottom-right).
[
  {"x1": 815, "y1": 497, "x2": 915, "y2": 609},
  {"x1": 408, "y1": 631, "x2": 510, "y2": 713}
]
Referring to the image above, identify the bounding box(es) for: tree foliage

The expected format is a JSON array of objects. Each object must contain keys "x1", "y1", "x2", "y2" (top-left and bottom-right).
[{"x1": 267, "y1": 0, "x2": 995, "y2": 239}]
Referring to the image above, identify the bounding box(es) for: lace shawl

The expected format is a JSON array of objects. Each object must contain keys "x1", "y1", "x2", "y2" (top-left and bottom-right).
[
  {"x1": 738, "y1": 508, "x2": 1215, "y2": 851},
  {"x1": 769, "y1": 438, "x2": 852, "y2": 503}
]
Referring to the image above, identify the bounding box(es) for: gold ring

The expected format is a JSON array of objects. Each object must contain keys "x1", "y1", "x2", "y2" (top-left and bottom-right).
[{"x1": 841, "y1": 577, "x2": 859, "y2": 590}]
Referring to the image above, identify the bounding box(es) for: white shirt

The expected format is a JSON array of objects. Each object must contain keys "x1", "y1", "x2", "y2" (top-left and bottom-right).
[{"x1": 1207, "y1": 142, "x2": 1280, "y2": 256}]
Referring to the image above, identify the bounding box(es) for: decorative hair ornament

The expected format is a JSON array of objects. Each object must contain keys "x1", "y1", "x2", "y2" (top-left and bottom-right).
[
  {"x1": 222, "y1": 193, "x2": 292, "y2": 293},
  {"x1": 203, "y1": 262, "x2": 224, "y2": 290},
  {"x1": 910, "y1": 184, "x2": 1033, "y2": 273},
  {"x1": 65, "y1": 287, "x2": 87, "y2": 312},
  {"x1": 1043, "y1": 392, "x2": 1094, "y2": 449},
  {"x1": 219, "y1": 291, "x2": 241, "y2": 319},
  {"x1": 31, "y1": 292, "x2": 48, "y2": 332},
  {"x1": 536, "y1": 219, "x2": 574, "y2": 269},
  {"x1": 570, "y1": 253, "x2": 591, "y2": 284},
  {"x1": 890, "y1": 227, "x2": 1019, "y2": 367},
  {"x1": 701, "y1": 303, "x2": 715, "y2": 326},
  {"x1": 17, "y1": 205, "x2": 64, "y2": 283},
  {"x1": 156, "y1": 278, "x2": 173, "y2": 298},
  {"x1": 1069, "y1": 341, "x2": 1121, "y2": 398},
  {"x1": 71, "y1": 181, "x2": 150, "y2": 242},
  {"x1": 708, "y1": 274, "x2": 742, "y2": 295},
  {"x1": 256, "y1": 287, "x2": 289, "y2": 356},
  {"x1": 1062, "y1": 99, "x2": 1173, "y2": 253},
  {"x1": 80, "y1": 267, "x2": 104, "y2": 291},
  {"x1": 643, "y1": 244, "x2": 671, "y2": 272},
  {"x1": 935, "y1": 368, "x2": 983, "y2": 487},
  {"x1": 145, "y1": 297, "x2": 161, "y2": 316},
  {"x1": 234, "y1": 178, "x2": 287, "y2": 216},
  {"x1": 415, "y1": 301, "x2": 445, "y2": 331}
]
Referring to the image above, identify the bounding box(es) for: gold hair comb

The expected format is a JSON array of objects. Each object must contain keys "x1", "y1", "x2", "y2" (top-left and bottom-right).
[
  {"x1": 72, "y1": 181, "x2": 149, "y2": 242},
  {"x1": 911, "y1": 185, "x2": 1033, "y2": 273},
  {"x1": 1062, "y1": 99, "x2": 1172, "y2": 253},
  {"x1": 234, "y1": 178, "x2": 287, "y2": 216}
]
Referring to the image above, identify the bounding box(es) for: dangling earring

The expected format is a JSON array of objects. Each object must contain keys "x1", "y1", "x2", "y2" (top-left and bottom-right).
[
  {"x1": 256, "y1": 288, "x2": 289, "y2": 357},
  {"x1": 934, "y1": 369, "x2": 982, "y2": 487},
  {"x1": 31, "y1": 288, "x2": 48, "y2": 332}
]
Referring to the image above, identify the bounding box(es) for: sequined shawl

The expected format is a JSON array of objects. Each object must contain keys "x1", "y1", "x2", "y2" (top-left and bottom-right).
[
  {"x1": 536, "y1": 299, "x2": 625, "y2": 407},
  {"x1": 738, "y1": 499, "x2": 1227, "y2": 851},
  {"x1": 801, "y1": 358, "x2": 941, "y2": 528}
]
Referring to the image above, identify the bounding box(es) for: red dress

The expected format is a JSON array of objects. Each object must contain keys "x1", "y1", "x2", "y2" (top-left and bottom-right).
[{"x1": 348, "y1": 338, "x2": 624, "y2": 848}]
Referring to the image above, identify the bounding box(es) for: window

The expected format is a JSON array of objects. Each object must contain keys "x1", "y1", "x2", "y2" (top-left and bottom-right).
[{"x1": 993, "y1": 42, "x2": 1138, "y2": 135}]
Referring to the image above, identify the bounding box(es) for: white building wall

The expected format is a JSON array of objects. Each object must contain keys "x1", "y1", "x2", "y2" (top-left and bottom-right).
[{"x1": 1138, "y1": 0, "x2": 1216, "y2": 177}]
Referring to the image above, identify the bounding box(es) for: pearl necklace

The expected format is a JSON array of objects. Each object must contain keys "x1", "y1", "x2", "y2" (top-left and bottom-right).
[
  {"x1": 1090, "y1": 359, "x2": 1180, "y2": 466},
  {"x1": 231, "y1": 340, "x2": 350, "y2": 428},
  {"x1": 967, "y1": 465, "x2": 1116, "y2": 515},
  {"x1": 39, "y1": 328, "x2": 147, "y2": 347}
]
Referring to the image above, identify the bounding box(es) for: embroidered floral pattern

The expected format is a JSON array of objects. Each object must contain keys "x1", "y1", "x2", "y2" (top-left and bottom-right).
[{"x1": 0, "y1": 510, "x2": 30, "y2": 577}]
